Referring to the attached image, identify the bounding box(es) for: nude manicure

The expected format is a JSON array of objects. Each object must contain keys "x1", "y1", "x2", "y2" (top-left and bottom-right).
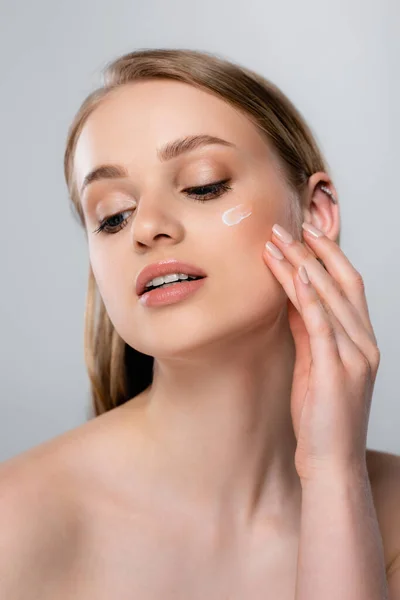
[
  {"x1": 265, "y1": 242, "x2": 284, "y2": 260},
  {"x1": 272, "y1": 224, "x2": 293, "y2": 244},
  {"x1": 302, "y1": 222, "x2": 324, "y2": 238}
]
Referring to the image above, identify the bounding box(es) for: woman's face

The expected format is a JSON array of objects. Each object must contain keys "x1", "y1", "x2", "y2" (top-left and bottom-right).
[{"x1": 74, "y1": 80, "x2": 295, "y2": 357}]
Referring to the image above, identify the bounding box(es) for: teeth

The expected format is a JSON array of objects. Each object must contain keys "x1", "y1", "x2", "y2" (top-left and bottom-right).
[
  {"x1": 159, "y1": 282, "x2": 180, "y2": 289},
  {"x1": 145, "y1": 272, "x2": 192, "y2": 289}
]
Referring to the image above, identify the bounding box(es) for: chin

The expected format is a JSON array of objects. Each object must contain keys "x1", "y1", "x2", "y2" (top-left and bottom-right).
[{"x1": 115, "y1": 290, "x2": 283, "y2": 358}]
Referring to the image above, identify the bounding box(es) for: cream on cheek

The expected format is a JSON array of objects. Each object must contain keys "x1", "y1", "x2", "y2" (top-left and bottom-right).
[{"x1": 221, "y1": 203, "x2": 253, "y2": 226}]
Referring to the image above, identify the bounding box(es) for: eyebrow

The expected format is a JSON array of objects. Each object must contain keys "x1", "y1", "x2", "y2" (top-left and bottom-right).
[{"x1": 79, "y1": 134, "x2": 236, "y2": 196}]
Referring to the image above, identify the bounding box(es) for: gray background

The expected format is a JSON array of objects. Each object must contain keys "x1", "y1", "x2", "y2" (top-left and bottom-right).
[{"x1": 0, "y1": 0, "x2": 398, "y2": 461}]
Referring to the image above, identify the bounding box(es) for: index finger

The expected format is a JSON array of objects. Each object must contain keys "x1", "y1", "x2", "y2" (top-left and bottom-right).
[{"x1": 302, "y1": 224, "x2": 376, "y2": 343}]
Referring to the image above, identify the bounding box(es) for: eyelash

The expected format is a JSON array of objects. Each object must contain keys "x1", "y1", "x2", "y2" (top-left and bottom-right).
[{"x1": 92, "y1": 179, "x2": 232, "y2": 235}]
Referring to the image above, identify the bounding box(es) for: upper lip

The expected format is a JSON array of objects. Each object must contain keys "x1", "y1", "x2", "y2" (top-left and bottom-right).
[{"x1": 135, "y1": 259, "x2": 207, "y2": 296}]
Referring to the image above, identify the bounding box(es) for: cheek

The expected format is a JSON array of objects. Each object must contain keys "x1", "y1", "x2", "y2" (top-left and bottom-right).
[
  {"x1": 221, "y1": 203, "x2": 253, "y2": 226},
  {"x1": 216, "y1": 201, "x2": 287, "y2": 300},
  {"x1": 217, "y1": 202, "x2": 268, "y2": 252},
  {"x1": 89, "y1": 244, "x2": 128, "y2": 311},
  {"x1": 90, "y1": 253, "x2": 134, "y2": 340},
  {"x1": 217, "y1": 196, "x2": 288, "y2": 251}
]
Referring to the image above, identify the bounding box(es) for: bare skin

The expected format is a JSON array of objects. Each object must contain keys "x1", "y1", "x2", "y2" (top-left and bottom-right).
[
  {"x1": 1, "y1": 80, "x2": 399, "y2": 598},
  {"x1": 0, "y1": 409, "x2": 399, "y2": 599}
]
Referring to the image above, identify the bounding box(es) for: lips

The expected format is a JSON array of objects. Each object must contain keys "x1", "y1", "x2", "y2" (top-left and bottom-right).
[{"x1": 136, "y1": 259, "x2": 207, "y2": 297}]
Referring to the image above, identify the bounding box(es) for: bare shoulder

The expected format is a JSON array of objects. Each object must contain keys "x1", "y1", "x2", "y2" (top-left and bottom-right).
[
  {"x1": 0, "y1": 406, "x2": 144, "y2": 567},
  {"x1": 366, "y1": 448, "x2": 400, "y2": 578},
  {"x1": 0, "y1": 405, "x2": 154, "y2": 597},
  {"x1": 0, "y1": 426, "x2": 93, "y2": 597}
]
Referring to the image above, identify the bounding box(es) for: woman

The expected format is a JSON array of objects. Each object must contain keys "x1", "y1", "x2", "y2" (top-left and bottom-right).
[{"x1": 1, "y1": 48, "x2": 399, "y2": 599}]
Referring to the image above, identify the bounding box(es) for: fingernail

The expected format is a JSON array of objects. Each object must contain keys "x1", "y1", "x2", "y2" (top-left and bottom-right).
[
  {"x1": 302, "y1": 222, "x2": 324, "y2": 238},
  {"x1": 272, "y1": 224, "x2": 293, "y2": 244},
  {"x1": 265, "y1": 241, "x2": 284, "y2": 260},
  {"x1": 299, "y1": 265, "x2": 310, "y2": 284}
]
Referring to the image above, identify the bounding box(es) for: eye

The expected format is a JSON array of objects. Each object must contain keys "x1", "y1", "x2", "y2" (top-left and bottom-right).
[
  {"x1": 93, "y1": 210, "x2": 132, "y2": 235},
  {"x1": 93, "y1": 179, "x2": 232, "y2": 235},
  {"x1": 184, "y1": 178, "x2": 232, "y2": 202}
]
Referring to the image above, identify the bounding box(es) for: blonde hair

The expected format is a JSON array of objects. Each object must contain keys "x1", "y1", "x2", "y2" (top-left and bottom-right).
[{"x1": 64, "y1": 48, "x2": 333, "y2": 417}]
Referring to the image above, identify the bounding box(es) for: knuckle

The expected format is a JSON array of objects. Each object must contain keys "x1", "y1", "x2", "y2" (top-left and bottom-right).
[
  {"x1": 314, "y1": 318, "x2": 335, "y2": 339},
  {"x1": 321, "y1": 300, "x2": 337, "y2": 323},
  {"x1": 336, "y1": 282, "x2": 348, "y2": 300},
  {"x1": 352, "y1": 270, "x2": 366, "y2": 291},
  {"x1": 354, "y1": 352, "x2": 373, "y2": 377},
  {"x1": 370, "y1": 345, "x2": 381, "y2": 370}
]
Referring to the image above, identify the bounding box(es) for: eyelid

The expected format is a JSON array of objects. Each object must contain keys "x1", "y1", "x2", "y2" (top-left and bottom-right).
[
  {"x1": 92, "y1": 194, "x2": 137, "y2": 216},
  {"x1": 183, "y1": 177, "x2": 230, "y2": 191}
]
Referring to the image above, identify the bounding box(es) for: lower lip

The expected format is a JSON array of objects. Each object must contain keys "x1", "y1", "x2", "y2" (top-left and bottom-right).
[{"x1": 139, "y1": 278, "x2": 206, "y2": 307}]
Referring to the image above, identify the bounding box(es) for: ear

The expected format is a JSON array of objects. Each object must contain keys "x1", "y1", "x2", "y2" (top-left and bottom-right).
[{"x1": 302, "y1": 172, "x2": 341, "y2": 243}]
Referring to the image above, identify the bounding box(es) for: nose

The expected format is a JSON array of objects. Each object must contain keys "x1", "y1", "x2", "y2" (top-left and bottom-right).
[{"x1": 130, "y1": 193, "x2": 184, "y2": 252}]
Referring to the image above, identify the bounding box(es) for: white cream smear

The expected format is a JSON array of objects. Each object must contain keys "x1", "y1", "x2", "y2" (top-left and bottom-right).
[{"x1": 222, "y1": 204, "x2": 252, "y2": 226}]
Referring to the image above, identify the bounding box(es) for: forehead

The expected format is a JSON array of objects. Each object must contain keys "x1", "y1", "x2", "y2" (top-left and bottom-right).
[{"x1": 73, "y1": 79, "x2": 273, "y2": 191}]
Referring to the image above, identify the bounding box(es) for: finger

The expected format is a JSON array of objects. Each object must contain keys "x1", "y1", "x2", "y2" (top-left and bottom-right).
[
  {"x1": 264, "y1": 241, "x2": 349, "y2": 361},
  {"x1": 264, "y1": 242, "x2": 374, "y2": 374},
  {"x1": 293, "y1": 264, "x2": 342, "y2": 371},
  {"x1": 264, "y1": 242, "x2": 302, "y2": 312},
  {"x1": 269, "y1": 227, "x2": 379, "y2": 367},
  {"x1": 293, "y1": 264, "x2": 375, "y2": 378},
  {"x1": 301, "y1": 223, "x2": 376, "y2": 341},
  {"x1": 264, "y1": 242, "x2": 347, "y2": 331}
]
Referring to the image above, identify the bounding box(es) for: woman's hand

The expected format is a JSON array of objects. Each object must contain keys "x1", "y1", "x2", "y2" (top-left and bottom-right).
[{"x1": 263, "y1": 222, "x2": 381, "y2": 483}]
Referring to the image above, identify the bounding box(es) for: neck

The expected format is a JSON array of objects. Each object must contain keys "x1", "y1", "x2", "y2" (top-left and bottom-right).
[{"x1": 123, "y1": 307, "x2": 302, "y2": 537}]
